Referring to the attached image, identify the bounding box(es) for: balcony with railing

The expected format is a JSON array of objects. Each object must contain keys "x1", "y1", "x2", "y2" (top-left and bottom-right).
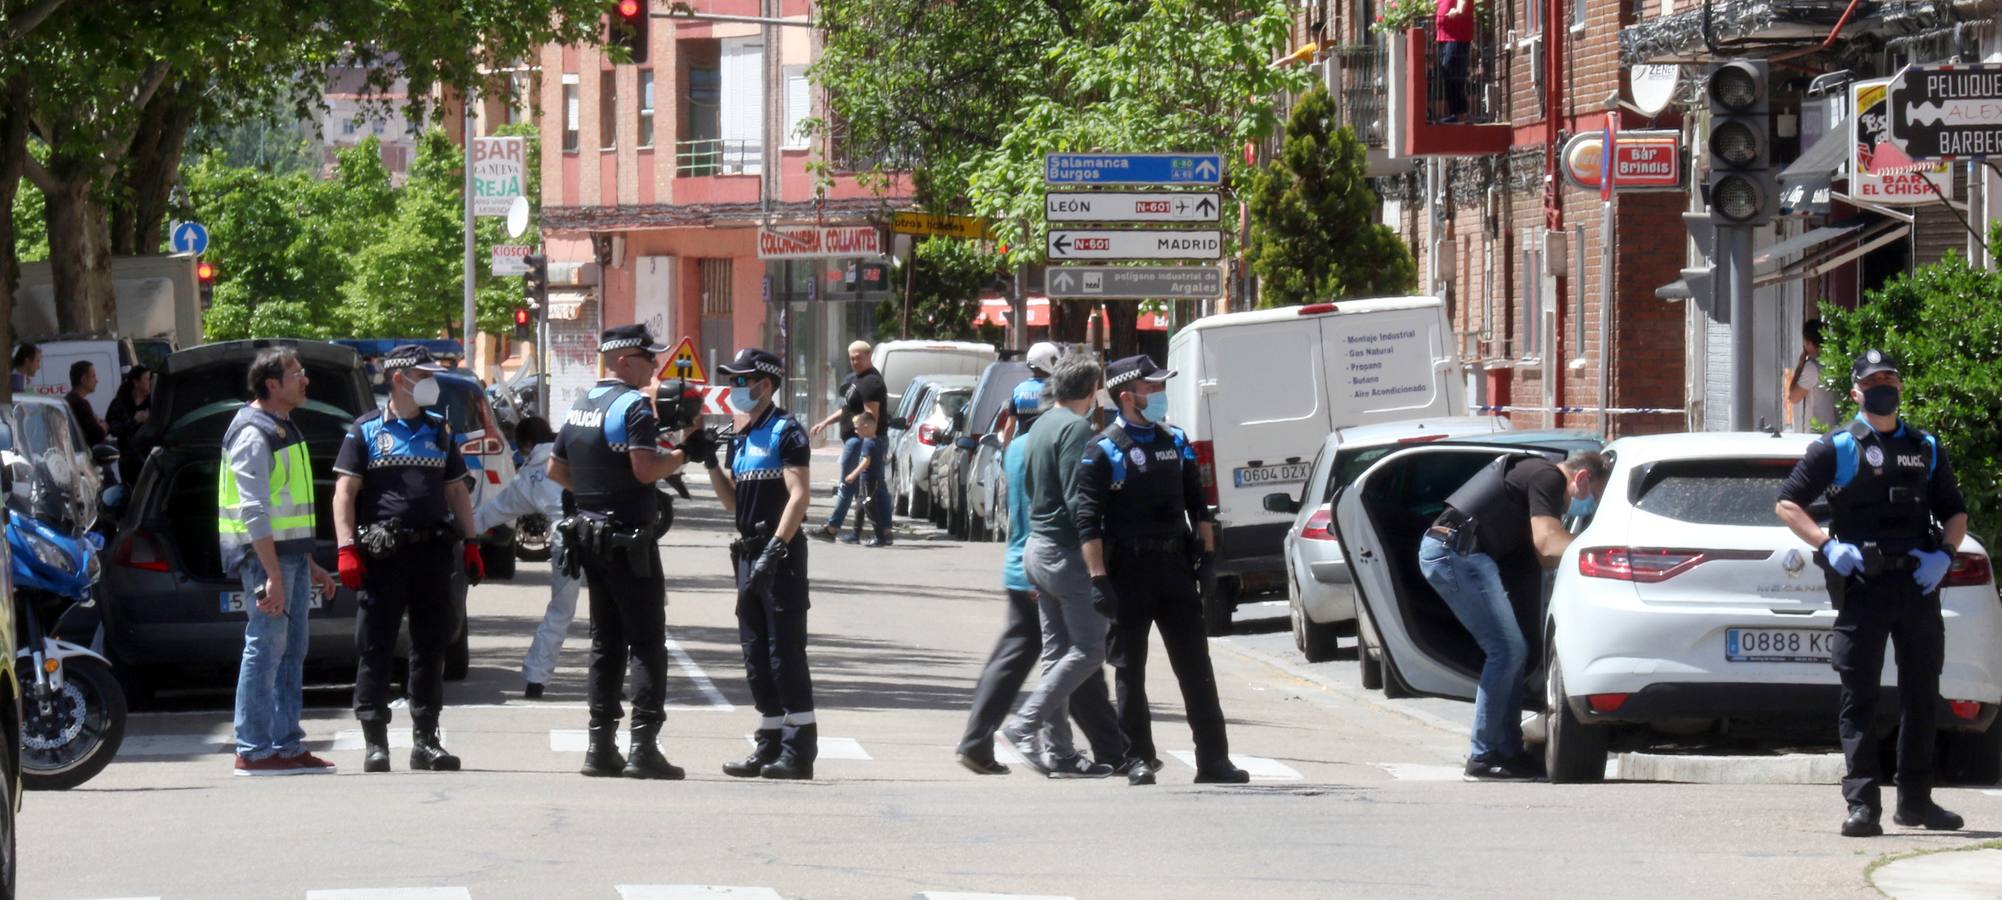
[
  {"x1": 1390, "y1": 20, "x2": 1510, "y2": 156},
  {"x1": 1328, "y1": 43, "x2": 1389, "y2": 148},
  {"x1": 675, "y1": 138, "x2": 762, "y2": 177}
]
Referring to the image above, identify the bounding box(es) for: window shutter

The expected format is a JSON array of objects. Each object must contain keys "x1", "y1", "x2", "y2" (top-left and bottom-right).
[
  {"x1": 784, "y1": 67, "x2": 809, "y2": 150},
  {"x1": 719, "y1": 37, "x2": 764, "y2": 174}
]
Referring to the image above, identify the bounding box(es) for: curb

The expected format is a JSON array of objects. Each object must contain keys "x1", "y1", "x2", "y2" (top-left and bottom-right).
[{"x1": 1871, "y1": 846, "x2": 2002, "y2": 899}]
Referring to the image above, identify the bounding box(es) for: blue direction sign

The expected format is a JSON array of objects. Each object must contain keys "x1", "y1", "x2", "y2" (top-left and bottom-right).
[
  {"x1": 169, "y1": 220, "x2": 209, "y2": 256},
  {"x1": 1044, "y1": 153, "x2": 1223, "y2": 186}
]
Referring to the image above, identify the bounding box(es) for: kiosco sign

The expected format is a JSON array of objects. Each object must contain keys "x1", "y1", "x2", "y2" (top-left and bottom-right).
[
  {"x1": 756, "y1": 225, "x2": 884, "y2": 259},
  {"x1": 1560, "y1": 129, "x2": 1682, "y2": 192}
]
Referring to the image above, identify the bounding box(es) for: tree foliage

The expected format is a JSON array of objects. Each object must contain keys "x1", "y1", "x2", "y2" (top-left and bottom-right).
[
  {"x1": 875, "y1": 237, "x2": 1006, "y2": 344},
  {"x1": 1248, "y1": 86, "x2": 1415, "y2": 306},
  {"x1": 1818, "y1": 228, "x2": 2002, "y2": 543}
]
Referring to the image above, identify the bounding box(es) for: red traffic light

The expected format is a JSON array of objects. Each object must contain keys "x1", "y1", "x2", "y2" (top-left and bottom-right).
[
  {"x1": 196, "y1": 261, "x2": 216, "y2": 283},
  {"x1": 618, "y1": 0, "x2": 640, "y2": 16},
  {"x1": 513, "y1": 308, "x2": 531, "y2": 326}
]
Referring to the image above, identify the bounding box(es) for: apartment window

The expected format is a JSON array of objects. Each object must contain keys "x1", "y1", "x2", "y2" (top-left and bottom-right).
[
  {"x1": 1524, "y1": 0, "x2": 1544, "y2": 36},
  {"x1": 1519, "y1": 228, "x2": 1543, "y2": 359},
  {"x1": 342, "y1": 118, "x2": 358, "y2": 136},
  {"x1": 1571, "y1": 0, "x2": 1587, "y2": 29},
  {"x1": 562, "y1": 74, "x2": 580, "y2": 152},
  {"x1": 700, "y1": 259, "x2": 734, "y2": 316},
  {"x1": 638, "y1": 70, "x2": 655, "y2": 148},
  {"x1": 600, "y1": 71, "x2": 617, "y2": 150},
  {"x1": 783, "y1": 66, "x2": 809, "y2": 150}
]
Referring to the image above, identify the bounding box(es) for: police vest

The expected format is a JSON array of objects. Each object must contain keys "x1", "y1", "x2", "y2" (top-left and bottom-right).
[
  {"x1": 1093, "y1": 422, "x2": 1196, "y2": 540},
  {"x1": 1011, "y1": 378, "x2": 1050, "y2": 419},
  {"x1": 559, "y1": 382, "x2": 655, "y2": 526},
  {"x1": 217, "y1": 407, "x2": 317, "y2": 566},
  {"x1": 729, "y1": 410, "x2": 798, "y2": 534},
  {"x1": 1440, "y1": 454, "x2": 1546, "y2": 559},
  {"x1": 1824, "y1": 417, "x2": 1939, "y2": 550}
]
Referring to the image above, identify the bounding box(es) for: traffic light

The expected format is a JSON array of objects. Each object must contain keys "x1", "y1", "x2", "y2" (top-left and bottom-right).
[
  {"x1": 608, "y1": 0, "x2": 647, "y2": 64},
  {"x1": 1703, "y1": 60, "x2": 1775, "y2": 226},
  {"x1": 196, "y1": 260, "x2": 216, "y2": 308},
  {"x1": 513, "y1": 307, "x2": 533, "y2": 342},
  {"x1": 523, "y1": 253, "x2": 549, "y2": 306}
]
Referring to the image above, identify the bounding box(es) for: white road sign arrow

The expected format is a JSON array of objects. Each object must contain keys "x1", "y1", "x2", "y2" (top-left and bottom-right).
[
  {"x1": 1045, "y1": 192, "x2": 1222, "y2": 223},
  {"x1": 1046, "y1": 229, "x2": 1224, "y2": 261}
]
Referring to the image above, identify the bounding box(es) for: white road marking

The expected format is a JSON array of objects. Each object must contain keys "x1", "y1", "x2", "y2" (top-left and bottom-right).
[
  {"x1": 332, "y1": 729, "x2": 443, "y2": 751},
  {"x1": 1374, "y1": 763, "x2": 1466, "y2": 781},
  {"x1": 919, "y1": 894, "x2": 1076, "y2": 900},
  {"x1": 666, "y1": 635, "x2": 736, "y2": 711},
  {"x1": 1168, "y1": 750, "x2": 1301, "y2": 781},
  {"x1": 742, "y1": 735, "x2": 870, "y2": 760},
  {"x1": 118, "y1": 730, "x2": 233, "y2": 756},
  {"x1": 549, "y1": 729, "x2": 631, "y2": 753},
  {"x1": 306, "y1": 890, "x2": 472, "y2": 900},
  {"x1": 616, "y1": 887, "x2": 785, "y2": 899}
]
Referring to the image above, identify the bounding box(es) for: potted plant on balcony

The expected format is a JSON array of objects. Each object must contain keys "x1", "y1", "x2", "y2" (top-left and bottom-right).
[{"x1": 1371, "y1": 0, "x2": 1437, "y2": 33}]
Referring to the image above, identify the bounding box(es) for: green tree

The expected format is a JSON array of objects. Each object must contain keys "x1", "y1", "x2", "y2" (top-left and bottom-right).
[
  {"x1": 1818, "y1": 228, "x2": 2002, "y2": 543},
  {"x1": 1248, "y1": 86, "x2": 1416, "y2": 306},
  {"x1": 876, "y1": 237, "x2": 1005, "y2": 344},
  {"x1": 341, "y1": 130, "x2": 467, "y2": 337},
  {"x1": 182, "y1": 150, "x2": 355, "y2": 340}
]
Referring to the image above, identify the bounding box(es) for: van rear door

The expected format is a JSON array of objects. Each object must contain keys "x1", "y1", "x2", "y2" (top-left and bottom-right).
[
  {"x1": 1318, "y1": 302, "x2": 1464, "y2": 427},
  {"x1": 1199, "y1": 318, "x2": 1327, "y2": 535}
]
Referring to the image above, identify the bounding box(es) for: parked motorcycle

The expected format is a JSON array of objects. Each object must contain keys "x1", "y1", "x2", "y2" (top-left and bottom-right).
[{"x1": 4, "y1": 443, "x2": 127, "y2": 790}]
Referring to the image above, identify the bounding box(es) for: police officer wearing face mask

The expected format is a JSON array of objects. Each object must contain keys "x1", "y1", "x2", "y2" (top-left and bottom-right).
[
  {"x1": 548, "y1": 324, "x2": 707, "y2": 780},
  {"x1": 699, "y1": 348, "x2": 819, "y2": 779},
  {"x1": 1777, "y1": 349, "x2": 1969, "y2": 838},
  {"x1": 332, "y1": 345, "x2": 483, "y2": 773},
  {"x1": 1073, "y1": 355, "x2": 1248, "y2": 787}
]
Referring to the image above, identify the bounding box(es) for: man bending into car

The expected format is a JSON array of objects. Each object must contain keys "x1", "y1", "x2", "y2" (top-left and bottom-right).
[{"x1": 1418, "y1": 449, "x2": 1607, "y2": 781}]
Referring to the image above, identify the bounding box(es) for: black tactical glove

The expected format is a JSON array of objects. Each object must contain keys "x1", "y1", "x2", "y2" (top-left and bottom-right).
[
  {"x1": 1193, "y1": 549, "x2": 1218, "y2": 597},
  {"x1": 679, "y1": 428, "x2": 721, "y2": 467},
  {"x1": 1090, "y1": 575, "x2": 1120, "y2": 618},
  {"x1": 749, "y1": 537, "x2": 790, "y2": 595}
]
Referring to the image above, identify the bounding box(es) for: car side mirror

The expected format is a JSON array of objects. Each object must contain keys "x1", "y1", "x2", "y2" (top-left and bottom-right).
[
  {"x1": 954, "y1": 436, "x2": 980, "y2": 451},
  {"x1": 888, "y1": 416, "x2": 909, "y2": 431},
  {"x1": 1263, "y1": 492, "x2": 1300, "y2": 514},
  {"x1": 92, "y1": 442, "x2": 121, "y2": 466}
]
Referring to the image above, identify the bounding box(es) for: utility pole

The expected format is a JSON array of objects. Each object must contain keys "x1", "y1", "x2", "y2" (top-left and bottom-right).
[{"x1": 462, "y1": 91, "x2": 479, "y2": 364}]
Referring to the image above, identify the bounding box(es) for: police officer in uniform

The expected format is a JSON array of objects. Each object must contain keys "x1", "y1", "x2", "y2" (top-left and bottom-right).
[
  {"x1": 696, "y1": 348, "x2": 819, "y2": 780},
  {"x1": 1073, "y1": 355, "x2": 1248, "y2": 787},
  {"x1": 1777, "y1": 349, "x2": 1968, "y2": 837},
  {"x1": 332, "y1": 345, "x2": 483, "y2": 773},
  {"x1": 549, "y1": 324, "x2": 706, "y2": 780}
]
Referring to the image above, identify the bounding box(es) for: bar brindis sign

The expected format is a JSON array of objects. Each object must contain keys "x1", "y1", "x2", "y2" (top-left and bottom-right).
[{"x1": 1560, "y1": 129, "x2": 1682, "y2": 193}]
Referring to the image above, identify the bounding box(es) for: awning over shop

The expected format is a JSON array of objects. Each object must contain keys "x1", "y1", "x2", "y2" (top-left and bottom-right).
[
  {"x1": 1654, "y1": 216, "x2": 1910, "y2": 303},
  {"x1": 1779, "y1": 128, "x2": 1851, "y2": 216},
  {"x1": 547, "y1": 290, "x2": 591, "y2": 321},
  {"x1": 1753, "y1": 222, "x2": 1866, "y2": 269}
]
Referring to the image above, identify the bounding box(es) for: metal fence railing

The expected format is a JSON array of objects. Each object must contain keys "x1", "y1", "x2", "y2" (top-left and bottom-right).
[
  {"x1": 1417, "y1": 20, "x2": 1503, "y2": 125},
  {"x1": 675, "y1": 138, "x2": 761, "y2": 176},
  {"x1": 1328, "y1": 43, "x2": 1388, "y2": 147}
]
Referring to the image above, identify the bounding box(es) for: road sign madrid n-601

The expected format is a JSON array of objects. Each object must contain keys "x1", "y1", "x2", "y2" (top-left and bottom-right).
[
  {"x1": 1047, "y1": 229, "x2": 1223, "y2": 261},
  {"x1": 1887, "y1": 63, "x2": 2002, "y2": 160}
]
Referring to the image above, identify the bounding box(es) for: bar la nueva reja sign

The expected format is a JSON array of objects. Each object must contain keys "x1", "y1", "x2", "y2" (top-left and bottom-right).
[{"x1": 756, "y1": 225, "x2": 885, "y2": 260}]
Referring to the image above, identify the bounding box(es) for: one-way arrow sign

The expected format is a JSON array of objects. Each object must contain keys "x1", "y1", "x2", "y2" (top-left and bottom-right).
[
  {"x1": 1045, "y1": 266, "x2": 1223, "y2": 299},
  {"x1": 1046, "y1": 192, "x2": 1222, "y2": 223},
  {"x1": 1046, "y1": 229, "x2": 1223, "y2": 261}
]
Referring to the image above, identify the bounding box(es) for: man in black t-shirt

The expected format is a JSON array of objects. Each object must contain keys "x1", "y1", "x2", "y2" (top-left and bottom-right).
[
  {"x1": 810, "y1": 340, "x2": 890, "y2": 542},
  {"x1": 1418, "y1": 450, "x2": 1608, "y2": 781}
]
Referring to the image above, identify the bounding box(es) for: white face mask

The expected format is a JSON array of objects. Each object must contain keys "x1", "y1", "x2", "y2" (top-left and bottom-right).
[
  {"x1": 408, "y1": 375, "x2": 441, "y2": 407},
  {"x1": 728, "y1": 381, "x2": 761, "y2": 413}
]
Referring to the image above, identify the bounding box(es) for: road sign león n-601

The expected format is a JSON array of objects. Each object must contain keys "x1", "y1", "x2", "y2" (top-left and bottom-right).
[
  {"x1": 1045, "y1": 192, "x2": 1220, "y2": 223},
  {"x1": 1047, "y1": 229, "x2": 1222, "y2": 261},
  {"x1": 1887, "y1": 63, "x2": 2002, "y2": 161},
  {"x1": 1045, "y1": 266, "x2": 1222, "y2": 299}
]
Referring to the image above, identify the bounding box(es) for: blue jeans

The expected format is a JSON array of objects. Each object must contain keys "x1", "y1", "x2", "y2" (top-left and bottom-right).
[
  {"x1": 825, "y1": 436, "x2": 891, "y2": 532},
  {"x1": 1417, "y1": 535, "x2": 1527, "y2": 761},
  {"x1": 233, "y1": 552, "x2": 313, "y2": 760}
]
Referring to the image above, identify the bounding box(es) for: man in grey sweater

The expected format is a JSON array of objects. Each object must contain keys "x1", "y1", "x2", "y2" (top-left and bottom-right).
[{"x1": 1000, "y1": 356, "x2": 1117, "y2": 778}]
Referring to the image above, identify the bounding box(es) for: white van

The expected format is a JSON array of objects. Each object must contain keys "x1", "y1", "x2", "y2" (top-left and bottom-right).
[
  {"x1": 21, "y1": 337, "x2": 137, "y2": 422},
  {"x1": 1164, "y1": 297, "x2": 1468, "y2": 633},
  {"x1": 874, "y1": 340, "x2": 999, "y2": 414}
]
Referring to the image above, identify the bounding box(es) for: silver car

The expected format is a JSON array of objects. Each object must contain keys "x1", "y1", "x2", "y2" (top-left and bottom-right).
[
  {"x1": 1267, "y1": 417, "x2": 1514, "y2": 663},
  {"x1": 893, "y1": 379, "x2": 974, "y2": 521}
]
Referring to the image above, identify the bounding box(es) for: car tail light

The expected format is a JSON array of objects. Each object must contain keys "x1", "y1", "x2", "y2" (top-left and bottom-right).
[
  {"x1": 114, "y1": 530, "x2": 171, "y2": 572},
  {"x1": 1945, "y1": 552, "x2": 1991, "y2": 589},
  {"x1": 1587, "y1": 693, "x2": 1629, "y2": 713},
  {"x1": 918, "y1": 424, "x2": 942, "y2": 446},
  {"x1": 1296, "y1": 303, "x2": 1339, "y2": 315},
  {"x1": 1577, "y1": 547, "x2": 1770, "y2": 583},
  {"x1": 461, "y1": 437, "x2": 505, "y2": 457},
  {"x1": 1192, "y1": 439, "x2": 1217, "y2": 507},
  {"x1": 1299, "y1": 507, "x2": 1337, "y2": 542},
  {"x1": 1948, "y1": 699, "x2": 1983, "y2": 721}
]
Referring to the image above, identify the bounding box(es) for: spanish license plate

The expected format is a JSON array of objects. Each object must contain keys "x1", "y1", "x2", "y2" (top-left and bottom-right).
[
  {"x1": 221, "y1": 587, "x2": 326, "y2": 614},
  {"x1": 1726, "y1": 628, "x2": 1833, "y2": 663},
  {"x1": 1233, "y1": 463, "x2": 1310, "y2": 488}
]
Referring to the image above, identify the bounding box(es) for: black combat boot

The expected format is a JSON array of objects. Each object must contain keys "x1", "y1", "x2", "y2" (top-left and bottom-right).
[
  {"x1": 361, "y1": 721, "x2": 391, "y2": 773},
  {"x1": 622, "y1": 722, "x2": 686, "y2": 781},
  {"x1": 1894, "y1": 796, "x2": 1964, "y2": 831},
  {"x1": 410, "y1": 721, "x2": 461, "y2": 771},
  {"x1": 760, "y1": 723, "x2": 816, "y2": 780},
  {"x1": 581, "y1": 719, "x2": 626, "y2": 777},
  {"x1": 724, "y1": 729, "x2": 782, "y2": 778}
]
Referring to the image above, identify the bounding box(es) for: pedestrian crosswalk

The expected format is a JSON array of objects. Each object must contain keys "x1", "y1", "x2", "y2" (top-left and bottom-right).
[{"x1": 90, "y1": 887, "x2": 1074, "y2": 899}]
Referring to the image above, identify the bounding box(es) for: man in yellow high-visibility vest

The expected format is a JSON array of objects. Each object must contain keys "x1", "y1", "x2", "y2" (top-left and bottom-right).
[{"x1": 220, "y1": 347, "x2": 339, "y2": 777}]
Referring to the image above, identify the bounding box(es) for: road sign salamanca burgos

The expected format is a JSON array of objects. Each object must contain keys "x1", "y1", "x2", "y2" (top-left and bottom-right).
[
  {"x1": 471, "y1": 137, "x2": 526, "y2": 217},
  {"x1": 1888, "y1": 63, "x2": 2002, "y2": 160},
  {"x1": 1044, "y1": 153, "x2": 1223, "y2": 186}
]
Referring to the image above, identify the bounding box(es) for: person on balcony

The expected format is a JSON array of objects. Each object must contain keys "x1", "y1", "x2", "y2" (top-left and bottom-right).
[{"x1": 1436, "y1": 0, "x2": 1475, "y2": 122}]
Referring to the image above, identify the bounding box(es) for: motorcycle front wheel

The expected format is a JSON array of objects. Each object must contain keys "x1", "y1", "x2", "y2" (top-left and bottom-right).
[
  {"x1": 514, "y1": 513, "x2": 552, "y2": 562},
  {"x1": 21, "y1": 656, "x2": 127, "y2": 790}
]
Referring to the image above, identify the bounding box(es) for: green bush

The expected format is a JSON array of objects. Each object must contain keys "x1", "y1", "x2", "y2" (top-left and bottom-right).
[{"x1": 1818, "y1": 227, "x2": 2002, "y2": 544}]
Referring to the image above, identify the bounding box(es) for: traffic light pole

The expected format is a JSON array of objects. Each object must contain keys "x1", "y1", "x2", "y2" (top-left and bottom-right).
[{"x1": 1722, "y1": 224, "x2": 1757, "y2": 431}]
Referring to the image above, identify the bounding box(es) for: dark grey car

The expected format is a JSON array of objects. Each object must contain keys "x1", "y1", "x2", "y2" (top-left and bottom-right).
[{"x1": 101, "y1": 340, "x2": 463, "y2": 686}]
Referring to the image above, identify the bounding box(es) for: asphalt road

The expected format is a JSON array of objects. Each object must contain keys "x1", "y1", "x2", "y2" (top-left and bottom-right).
[{"x1": 21, "y1": 456, "x2": 2002, "y2": 899}]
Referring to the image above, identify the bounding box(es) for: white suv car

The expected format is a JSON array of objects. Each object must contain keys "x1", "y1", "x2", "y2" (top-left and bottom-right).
[{"x1": 1336, "y1": 432, "x2": 2002, "y2": 784}]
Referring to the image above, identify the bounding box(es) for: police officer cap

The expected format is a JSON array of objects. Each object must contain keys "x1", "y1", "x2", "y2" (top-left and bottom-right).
[
  {"x1": 380, "y1": 344, "x2": 448, "y2": 373},
  {"x1": 1104, "y1": 354, "x2": 1175, "y2": 390},
  {"x1": 1851, "y1": 348, "x2": 1901, "y2": 382},
  {"x1": 717, "y1": 347, "x2": 785, "y2": 382},
  {"x1": 600, "y1": 323, "x2": 669, "y2": 355}
]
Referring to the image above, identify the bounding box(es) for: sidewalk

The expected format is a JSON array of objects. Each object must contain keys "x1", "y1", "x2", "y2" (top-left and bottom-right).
[{"x1": 1873, "y1": 847, "x2": 2002, "y2": 899}]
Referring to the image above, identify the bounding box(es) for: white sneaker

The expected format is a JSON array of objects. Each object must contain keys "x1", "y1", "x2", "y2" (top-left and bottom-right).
[
  {"x1": 999, "y1": 720, "x2": 1049, "y2": 775},
  {"x1": 1044, "y1": 753, "x2": 1114, "y2": 779}
]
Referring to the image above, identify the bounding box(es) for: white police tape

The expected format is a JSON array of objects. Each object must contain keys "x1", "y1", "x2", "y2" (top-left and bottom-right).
[{"x1": 1471, "y1": 405, "x2": 1684, "y2": 416}]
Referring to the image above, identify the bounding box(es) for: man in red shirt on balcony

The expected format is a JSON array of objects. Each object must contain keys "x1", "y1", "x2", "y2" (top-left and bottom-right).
[{"x1": 1435, "y1": 0, "x2": 1475, "y2": 122}]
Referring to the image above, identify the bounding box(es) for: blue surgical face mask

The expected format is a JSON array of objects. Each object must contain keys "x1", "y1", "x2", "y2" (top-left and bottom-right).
[
  {"x1": 1143, "y1": 391, "x2": 1169, "y2": 424},
  {"x1": 727, "y1": 381, "x2": 761, "y2": 413},
  {"x1": 1568, "y1": 494, "x2": 1598, "y2": 519}
]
